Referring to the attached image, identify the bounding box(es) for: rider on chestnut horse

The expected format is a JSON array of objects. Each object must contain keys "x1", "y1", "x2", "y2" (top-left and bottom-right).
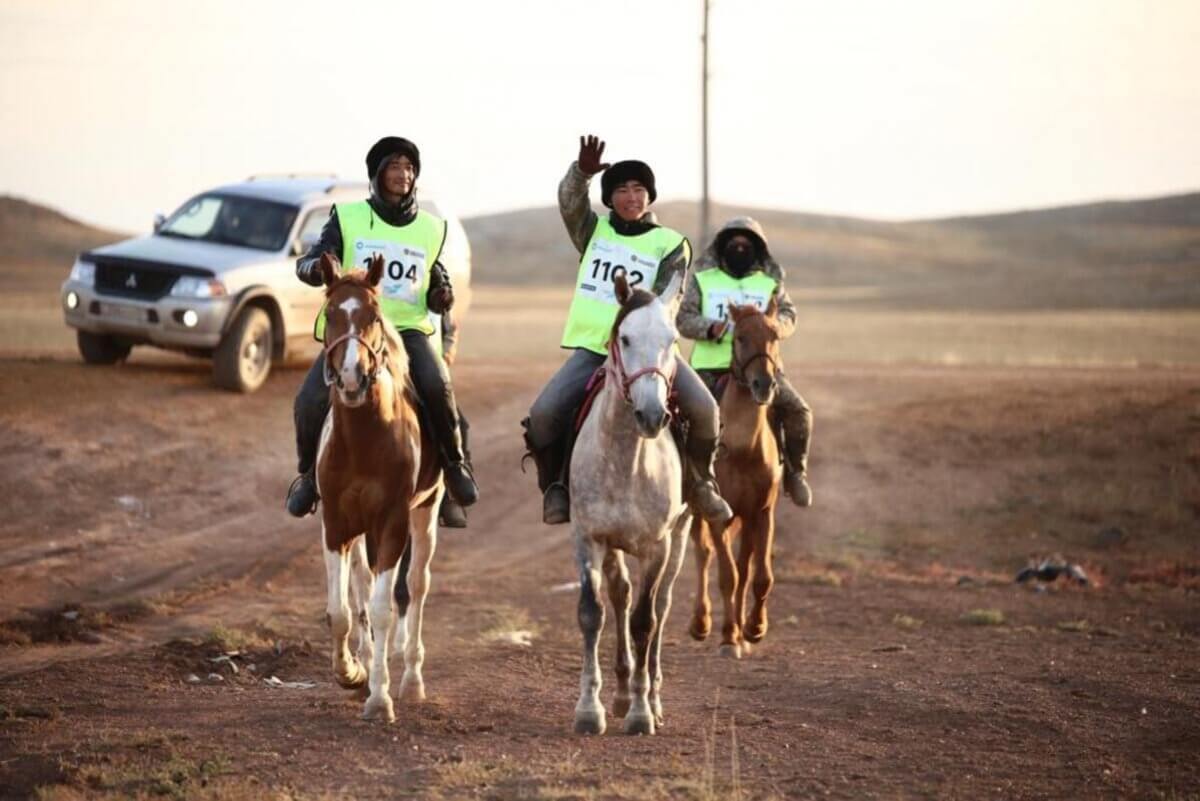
[
  {"x1": 677, "y1": 217, "x2": 814, "y2": 507},
  {"x1": 286, "y1": 136, "x2": 479, "y2": 521}
]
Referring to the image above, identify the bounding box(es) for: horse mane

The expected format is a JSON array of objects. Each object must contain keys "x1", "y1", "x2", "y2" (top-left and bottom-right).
[{"x1": 609, "y1": 288, "x2": 659, "y2": 341}]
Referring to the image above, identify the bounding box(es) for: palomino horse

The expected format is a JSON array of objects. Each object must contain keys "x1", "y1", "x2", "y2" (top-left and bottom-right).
[
  {"x1": 689, "y1": 300, "x2": 784, "y2": 658},
  {"x1": 315, "y1": 252, "x2": 443, "y2": 722},
  {"x1": 570, "y1": 271, "x2": 692, "y2": 736}
]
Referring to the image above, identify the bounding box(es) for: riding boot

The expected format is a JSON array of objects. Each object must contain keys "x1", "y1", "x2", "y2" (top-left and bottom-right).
[
  {"x1": 772, "y1": 411, "x2": 813, "y2": 508},
  {"x1": 285, "y1": 357, "x2": 328, "y2": 518},
  {"x1": 684, "y1": 435, "x2": 734, "y2": 525},
  {"x1": 439, "y1": 409, "x2": 472, "y2": 528},
  {"x1": 438, "y1": 424, "x2": 479, "y2": 507},
  {"x1": 285, "y1": 469, "x2": 319, "y2": 517},
  {"x1": 522, "y1": 417, "x2": 570, "y2": 525}
]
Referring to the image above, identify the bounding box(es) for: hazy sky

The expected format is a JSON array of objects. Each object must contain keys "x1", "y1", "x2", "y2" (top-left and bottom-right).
[{"x1": 3, "y1": 0, "x2": 1199, "y2": 233}]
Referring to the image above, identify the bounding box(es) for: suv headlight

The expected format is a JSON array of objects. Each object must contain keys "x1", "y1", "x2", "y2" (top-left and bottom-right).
[
  {"x1": 170, "y1": 276, "x2": 227, "y2": 298},
  {"x1": 68, "y1": 259, "x2": 95, "y2": 285}
]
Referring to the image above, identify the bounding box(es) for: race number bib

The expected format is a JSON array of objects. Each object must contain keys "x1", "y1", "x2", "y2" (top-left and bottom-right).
[
  {"x1": 352, "y1": 238, "x2": 427, "y2": 304},
  {"x1": 577, "y1": 238, "x2": 661, "y2": 304},
  {"x1": 702, "y1": 287, "x2": 772, "y2": 322}
]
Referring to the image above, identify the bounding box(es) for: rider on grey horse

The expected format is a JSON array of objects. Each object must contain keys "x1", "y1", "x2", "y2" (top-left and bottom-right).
[
  {"x1": 285, "y1": 136, "x2": 479, "y2": 520},
  {"x1": 523, "y1": 135, "x2": 733, "y2": 527},
  {"x1": 677, "y1": 216, "x2": 814, "y2": 507}
]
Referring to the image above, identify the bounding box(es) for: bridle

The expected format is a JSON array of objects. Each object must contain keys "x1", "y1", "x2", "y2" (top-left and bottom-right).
[
  {"x1": 607, "y1": 335, "x2": 676, "y2": 404},
  {"x1": 731, "y1": 336, "x2": 780, "y2": 388},
  {"x1": 323, "y1": 317, "x2": 387, "y2": 391}
]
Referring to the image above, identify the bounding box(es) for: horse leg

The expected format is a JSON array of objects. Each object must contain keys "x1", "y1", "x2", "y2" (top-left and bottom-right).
[
  {"x1": 362, "y1": 515, "x2": 408, "y2": 722},
  {"x1": 733, "y1": 520, "x2": 756, "y2": 655},
  {"x1": 715, "y1": 519, "x2": 743, "y2": 658},
  {"x1": 350, "y1": 537, "x2": 374, "y2": 683},
  {"x1": 574, "y1": 534, "x2": 607, "y2": 735},
  {"x1": 324, "y1": 527, "x2": 366, "y2": 689},
  {"x1": 399, "y1": 502, "x2": 436, "y2": 704},
  {"x1": 390, "y1": 536, "x2": 413, "y2": 660},
  {"x1": 744, "y1": 509, "x2": 776, "y2": 644},
  {"x1": 688, "y1": 515, "x2": 714, "y2": 641},
  {"x1": 649, "y1": 513, "x2": 690, "y2": 728},
  {"x1": 602, "y1": 548, "x2": 633, "y2": 719},
  {"x1": 625, "y1": 539, "x2": 668, "y2": 736}
]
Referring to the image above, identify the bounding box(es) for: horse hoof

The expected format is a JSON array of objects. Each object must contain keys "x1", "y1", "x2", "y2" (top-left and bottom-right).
[
  {"x1": 689, "y1": 617, "x2": 711, "y2": 641},
  {"x1": 573, "y1": 711, "x2": 606, "y2": 735},
  {"x1": 361, "y1": 695, "x2": 395, "y2": 723},
  {"x1": 335, "y1": 661, "x2": 368, "y2": 689},
  {"x1": 399, "y1": 678, "x2": 426, "y2": 703},
  {"x1": 719, "y1": 643, "x2": 742, "y2": 660},
  {"x1": 612, "y1": 695, "x2": 631, "y2": 719},
  {"x1": 744, "y1": 624, "x2": 767, "y2": 644},
  {"x1": 623, "y1": 714, "x2": 655, "y2": 736}
]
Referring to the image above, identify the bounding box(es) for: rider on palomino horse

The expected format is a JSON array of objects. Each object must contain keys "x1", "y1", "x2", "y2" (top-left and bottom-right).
[
  {"x1": 523, "y1": 135, "x2": 733, "y2": 527},
  {"x1": 285, "y1": 136, "x2": 479, "y2": 521},
  {"x1": 677, "y1": 217, "x2": 814, "y2": 507}
]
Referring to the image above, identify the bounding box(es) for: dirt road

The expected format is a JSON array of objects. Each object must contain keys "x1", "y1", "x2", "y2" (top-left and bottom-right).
[{"x1": 1, "y1": 356, "x2": 1197, "y2": 800}]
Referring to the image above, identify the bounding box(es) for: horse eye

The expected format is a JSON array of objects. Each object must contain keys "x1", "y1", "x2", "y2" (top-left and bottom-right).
[{"x1": 620, "y1": 335, "x2": 631, "y2": 347}]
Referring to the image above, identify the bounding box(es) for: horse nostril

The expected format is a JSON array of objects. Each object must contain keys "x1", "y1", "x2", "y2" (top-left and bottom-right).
[{"x1": 634, "y1": 409, "x2": 646, "y2": 428}]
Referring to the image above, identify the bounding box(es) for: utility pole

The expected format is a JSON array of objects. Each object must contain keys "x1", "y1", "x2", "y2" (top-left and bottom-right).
[{"x1": 700, "y1": 0, "x2": 711, "y2": 247}]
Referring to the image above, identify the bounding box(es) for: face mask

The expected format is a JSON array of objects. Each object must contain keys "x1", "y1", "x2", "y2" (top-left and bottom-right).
[{"x1": 723, "y1": 242, "x2": 755, "y2": 275}]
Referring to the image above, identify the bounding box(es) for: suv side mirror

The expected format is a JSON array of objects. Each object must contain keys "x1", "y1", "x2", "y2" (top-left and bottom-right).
[{"x1": 153, "y1": 213, "x2": 166, "y2": 232}]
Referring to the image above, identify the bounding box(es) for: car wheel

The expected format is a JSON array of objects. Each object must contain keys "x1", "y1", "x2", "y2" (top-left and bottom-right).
[
  {"x1": 213, "y1": 306, "x2": 272, "y2": 393},
  {"x1": 77, "y1": 330, "x2": 133, "y2": 365}
]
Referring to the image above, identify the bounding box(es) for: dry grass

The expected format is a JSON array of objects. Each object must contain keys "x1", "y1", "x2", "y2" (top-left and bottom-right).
[
  {"x1": 961, "y1": 609, "x2": 1006, "y2": 626},
  {"x1": 892, "y1": 614, "x2": 925, "y2": 630}
]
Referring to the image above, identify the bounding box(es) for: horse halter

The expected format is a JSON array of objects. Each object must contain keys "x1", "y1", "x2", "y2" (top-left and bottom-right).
[
  {"x1": 323, "y1": 318, "x2": 387, "y2": 390},
  {"x1": 607, "y1": 336, "x2": 676, "y2": 404},
  {"x1": 731, "y1": 343, "x2": 779, "y2": 388}
]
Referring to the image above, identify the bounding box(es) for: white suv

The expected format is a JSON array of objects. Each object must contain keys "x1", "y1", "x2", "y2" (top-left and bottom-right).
[{"x1": 61, "y1": 176, "x2": 471, "y2": 392}]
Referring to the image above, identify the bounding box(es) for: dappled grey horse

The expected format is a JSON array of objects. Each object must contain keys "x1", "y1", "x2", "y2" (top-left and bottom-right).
[{"x1": 569, "y1": 272, "x2": 693, "y2": 736}]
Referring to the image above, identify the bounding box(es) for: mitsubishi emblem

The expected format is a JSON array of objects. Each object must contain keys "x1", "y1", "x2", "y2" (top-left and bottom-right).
[{"x1": 126, "y1": 273, "x2": 137, "y2": 289}]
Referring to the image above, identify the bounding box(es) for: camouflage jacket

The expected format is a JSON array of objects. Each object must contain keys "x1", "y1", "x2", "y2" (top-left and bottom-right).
[
  {"x1": 557, "y1": 162, "x2": 691, "y2": 294},
  {"x1": 677, "y1": 216, "x2": 797, "y2": 343}
]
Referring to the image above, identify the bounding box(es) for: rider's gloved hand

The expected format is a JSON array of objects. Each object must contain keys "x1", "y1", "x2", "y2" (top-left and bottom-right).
[
  {"x1": 577, "y1": 135, "x2": 610, "y2": 177},
  {"x1": 707, "y1": 320, "x2": 729, "y2": 341}
]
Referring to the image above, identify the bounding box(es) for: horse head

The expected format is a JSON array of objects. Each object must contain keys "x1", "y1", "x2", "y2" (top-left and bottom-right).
[
  {"x1": 320, "y1": 252, "x2": 389, "y2": 408},
  {"x1": 608, "y1": 271, "x2": 683, "y2": 438},
  {"x1": 729, "y1": 296, "x2": 782, "y2": 406}
]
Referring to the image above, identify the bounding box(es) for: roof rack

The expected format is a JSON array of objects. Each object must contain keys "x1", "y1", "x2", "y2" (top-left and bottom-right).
[{"x1": 245, "y1": 173, "x2": 338, "y2": 181}]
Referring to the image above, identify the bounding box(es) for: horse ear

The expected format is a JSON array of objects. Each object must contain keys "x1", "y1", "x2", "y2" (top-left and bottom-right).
[
  {"x1": 765, "y1": 293, "x2": 778, "y2": 318},
  {"x1": 366, "y1": 253, "x2": 385, "y2": 287},
  {"x1": 319, "y1": 252, "x2": 340, "y2": 286},
  {"x1": 614, "y1": 272, "x2": 632, "y2": 305},
  {"x1": 660, "y1": 270, "x2": 684, "y2": 310},
  {"x1": 727, "y1": 302, "x2": 747, "y2": 323}
]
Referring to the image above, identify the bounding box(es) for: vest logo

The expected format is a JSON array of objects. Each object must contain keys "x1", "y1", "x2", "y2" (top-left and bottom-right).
[{"x1": 125, "y1": 274, "x2": 138, "y2": 289}]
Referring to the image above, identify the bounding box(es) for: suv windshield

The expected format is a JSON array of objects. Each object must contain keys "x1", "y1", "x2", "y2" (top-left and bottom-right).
[{"x1": 159, "y1": 193, "x2": 298, "y2": 252}]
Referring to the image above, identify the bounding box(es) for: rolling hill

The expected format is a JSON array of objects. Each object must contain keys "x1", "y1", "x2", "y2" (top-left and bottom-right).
[
  {"x1": 463, "y1": 193, "x2": 1200, "y2": 310},
  {"x1": 4, "y1": 190, "x2": 1199, "y2": 311}
]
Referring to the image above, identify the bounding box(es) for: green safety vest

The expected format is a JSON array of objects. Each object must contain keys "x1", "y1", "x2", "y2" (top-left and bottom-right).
[
  {"x1": 313, "y1": 201, "x2": 447, "y2": 340},
  {"x1": 560, "y1": 217, "x2": 687, "y2": 354},
  {"x1": 689, "y1": 268, "x2": 778, "y2": 370}
]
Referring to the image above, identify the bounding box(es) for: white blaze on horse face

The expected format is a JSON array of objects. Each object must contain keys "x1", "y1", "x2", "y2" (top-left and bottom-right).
[
  {"x1": 337, "y1": 298, "x2": 362, "y2": 395},
  {"x1": 621, "y1": 301, "x2": 675, "y2": 434}
]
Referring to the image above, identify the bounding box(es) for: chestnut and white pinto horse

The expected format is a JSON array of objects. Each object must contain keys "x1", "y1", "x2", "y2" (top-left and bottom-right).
[
  {"x1": 569, "y1": 271, "x2": 692, "y2": 736},
  {"x1": 314, "y1": 252, "x2": 443, "y2": 722}
]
